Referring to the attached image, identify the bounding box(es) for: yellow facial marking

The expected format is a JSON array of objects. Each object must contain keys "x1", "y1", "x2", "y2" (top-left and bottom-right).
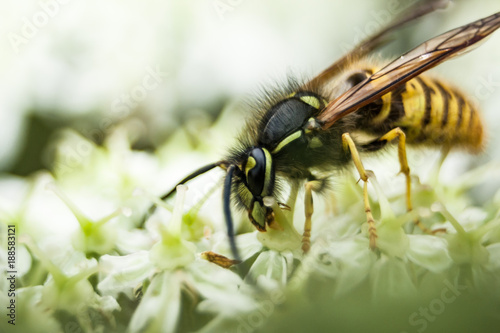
[{"x1": 245, "y1": 156, "x2": 256, "y2": 177}]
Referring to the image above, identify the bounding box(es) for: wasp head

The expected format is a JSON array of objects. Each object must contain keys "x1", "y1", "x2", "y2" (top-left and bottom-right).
[{"x1": 230, "y1": 147, "x2": 276, "y2": 231}]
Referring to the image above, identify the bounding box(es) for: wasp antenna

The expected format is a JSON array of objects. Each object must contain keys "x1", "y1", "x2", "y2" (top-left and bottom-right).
[
  {"x1": 223, "y1": 164, "x2": 241, "y2": 262},
  {"x1": 160, "y1": 161, "x2": 227, "y2": 201},
  {"x1": 138, "y1": 161, "x2": 227, "y2": 228}
]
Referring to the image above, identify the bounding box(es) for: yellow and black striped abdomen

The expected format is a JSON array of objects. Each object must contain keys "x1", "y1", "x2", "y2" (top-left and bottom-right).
[{"x1": 365, "y1": 75, "x2": 484, "y2": 152}]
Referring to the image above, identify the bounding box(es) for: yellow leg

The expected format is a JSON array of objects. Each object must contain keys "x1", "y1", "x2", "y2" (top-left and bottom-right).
[
  {"x1": 363, "y1": 181, "x2": 377, "y2": 251},
  {"x1": 302, "y1": 180, "x2": 322, "y2": 253},
  {"x1": 376, "y1": 128, "x2": 424, "y2": 232},
  {"x1": 375, "y1": 128, "x2": 444, "y2": 234},
  {"x1": 378, "y1": 128, "x2": 412, "y2": 211},
  {"x1": 342, "y1": 133, "x2": 378, "y2": 250}
]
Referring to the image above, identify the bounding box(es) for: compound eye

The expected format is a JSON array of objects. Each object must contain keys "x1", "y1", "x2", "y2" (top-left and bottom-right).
[{"x1": 245, "y1": 148, "x2": 267, "y2": 196}]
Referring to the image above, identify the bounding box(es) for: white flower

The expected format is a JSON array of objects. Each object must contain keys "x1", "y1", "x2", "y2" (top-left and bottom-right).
[{"x1": 5, "y1": 102, "x2": 500, "y2": 333}]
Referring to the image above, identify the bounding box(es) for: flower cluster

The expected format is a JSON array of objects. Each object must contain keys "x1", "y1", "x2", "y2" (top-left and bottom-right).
[{"x1": 1, "y1": 117, "x2": 499, "y2": 333}]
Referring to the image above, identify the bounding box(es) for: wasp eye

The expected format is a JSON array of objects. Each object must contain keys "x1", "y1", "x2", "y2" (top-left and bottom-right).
[
  {"x1": 244, "y1": 147, "x2": 274, "y2": 197},
  {"x1": 245, "y1": 148, "x2": 266, "y2": 196}
]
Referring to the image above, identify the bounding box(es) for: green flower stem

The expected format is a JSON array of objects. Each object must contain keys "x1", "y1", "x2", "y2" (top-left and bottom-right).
[
  {"x1": 369, "y1": 172, "x2": 396, "y2": 221},
  {"x1": 48, "y1": 182, "x2": 122, "y2": 234},
  {"x1": 184, "y1": 182, "x2": 219, "y2": 225},
  {"x1": 476, "y1": 217, "x2": 500, "y2": 237},
  {"x1": 150, "y1": 185, "x2": 196, "y2": 270},
  {"x1": 22, "y1": 236, "x2": 99, "y2": 316},
  {"x1": 22, "y1": 237, "x2": 66, "y2": 285},
  {"x1": 167, "y1": 185, "x2": 187, "y2": 237},
  {"x1": 433, "y1": 202, "x2": 467, "y2": 236},
  {"x1": 136, "y1": 188, "x2": 174, "y2": 212},
  {"x1": 94, "y1": 208, "x2": 126, "y2": 228},
  {"x1": 46, "y1": 183, "x2": 91, "y2": 230},
  {"x1": 453, "y1": 161, "x2": 500, "y2": 191}
]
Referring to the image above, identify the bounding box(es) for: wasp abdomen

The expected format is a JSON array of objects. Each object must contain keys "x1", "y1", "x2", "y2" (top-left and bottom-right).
[{"x1": 363, "y1": 75, "x2": 484, "y2": 152}]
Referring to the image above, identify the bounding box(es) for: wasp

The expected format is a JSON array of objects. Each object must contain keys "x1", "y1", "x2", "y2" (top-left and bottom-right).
[{"x1": 159, "y1": 2, "x2": 500, "y2": 261}]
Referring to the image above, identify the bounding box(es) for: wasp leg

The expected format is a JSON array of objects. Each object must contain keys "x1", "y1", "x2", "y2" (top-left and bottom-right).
[
  {"x1": 302, "y1": 182, "x2": 313, "y2": 253},
  {"x1": 378, "y1": 128, "x2": 412, "y2": 210},
  {"x1": 362, "y1": 128, "x2": 442, "y2": 235},
  {"x1": 302, "y1": 180, "x2": 320, "y2": 253},
  {"x1": 342, "y1": 133, "x2": 378, "y2": 250}
]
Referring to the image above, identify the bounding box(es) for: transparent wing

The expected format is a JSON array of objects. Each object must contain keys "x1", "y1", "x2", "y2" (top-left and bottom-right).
[{"x1": 317, "y1": 12, "x2": 500, "y2": 129}]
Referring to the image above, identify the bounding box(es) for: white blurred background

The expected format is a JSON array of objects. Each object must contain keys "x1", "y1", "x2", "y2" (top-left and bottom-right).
[{"x1": 0, "y1": 0, "x2": 499, "y2": 186}]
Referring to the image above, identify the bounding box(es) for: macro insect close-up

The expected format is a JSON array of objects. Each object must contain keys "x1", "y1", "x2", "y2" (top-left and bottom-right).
[
  {"x1": 160, "y1": 3, "x2": 500, "y2": 262},
  {"x1": 2, "y1": 1, "x2": 500, "y2": 333}
]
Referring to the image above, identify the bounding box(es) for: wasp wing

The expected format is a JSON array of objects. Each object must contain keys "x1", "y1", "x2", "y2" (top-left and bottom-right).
[
  {"x1": 317, "y1": 12, "x2": 500, "y2": 129},
  {"x1": 305, "y1": 0, "x2": 450, "y2": 89}
]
